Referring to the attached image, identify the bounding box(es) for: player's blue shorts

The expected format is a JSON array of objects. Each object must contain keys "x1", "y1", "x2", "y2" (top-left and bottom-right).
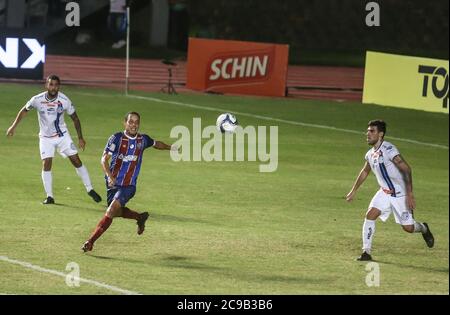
[{"x1": 107, "y1": 185, "x2": 136, "y2": 206}]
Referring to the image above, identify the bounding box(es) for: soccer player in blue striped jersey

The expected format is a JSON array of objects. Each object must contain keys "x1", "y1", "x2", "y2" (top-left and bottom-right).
[
  {"x1": 82, "y1": 112, "x2": 178, "y2": 252},
  {"x1": 346, "y1": 120, "x2": 434, "y2": 261}
]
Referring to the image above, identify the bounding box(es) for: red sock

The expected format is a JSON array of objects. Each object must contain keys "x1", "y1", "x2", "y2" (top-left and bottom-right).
[
  {"x1": 89, "y1": 215, "x2": 113, "y2": 243},
  {"x1": 121, "y1": 207, "x2": 139, "y2": 220}
]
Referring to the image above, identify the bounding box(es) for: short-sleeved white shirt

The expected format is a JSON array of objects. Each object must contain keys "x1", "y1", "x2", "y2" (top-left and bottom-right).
[
  {"x1": 25, "y1": 92, "x2": 75, "y2": 138},
  {"x1": 365, "y1": 141, "x2": 405, "y2": 197}
]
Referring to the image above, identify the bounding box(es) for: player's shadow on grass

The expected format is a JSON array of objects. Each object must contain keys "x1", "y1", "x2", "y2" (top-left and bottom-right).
[
  {"x1": 162, "y1": 255, "x2": 226, "y2": 271},
  {"x1": 89, "y1": 254, "x2": 224, "y2": 271},
  {"x1": 151, "y1": 213, "x2": 216, "y2": 226},
  {"x1": 52, "y1": 203, "x2": 104, "y2": 213},
  {"x1": 164, "y1": 259, "x2": 329, "y2": 284},
  {"x1": 89, "y1": 254, "x2": 326, "y2": 285},
  {"x1": 376, "y1": 260, "x2": 449, "y2": 273},
  {"x1": 88, "y1": 254, "x2": 148, "y2": 265},
  {"x1": 159, "y1": 256, "x2": 326, "y2": 284}
]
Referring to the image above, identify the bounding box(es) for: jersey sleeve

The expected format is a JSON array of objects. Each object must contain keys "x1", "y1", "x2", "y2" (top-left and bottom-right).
[
  {"x1": 24, "y1": 96, "x2": 37, "y2": 111},
  {"x1": 143, "y1": 134, "x2": 155, "y2": 149},
  {"x1": 384, "y1": 143, "x2": 400, "y2": 161},
  {"x1": 104, "y1": 134, "x2": 120, "y2": 155},
  {"x1": 65, "y1": 97, "x2": 76, "y2": 115}
]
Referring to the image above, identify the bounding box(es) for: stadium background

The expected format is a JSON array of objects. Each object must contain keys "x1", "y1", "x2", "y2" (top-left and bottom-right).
[{"x1": 1, "y1": 0, "x2": 448, "y2": 100}]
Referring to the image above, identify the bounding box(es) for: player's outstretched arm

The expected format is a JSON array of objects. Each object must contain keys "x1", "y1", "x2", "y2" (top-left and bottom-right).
[
  {"x1": 69, "y1": 112, "x2": 85, "y2": 150},
  {"x1": 153, "y1": 140, "x2": 179, "y2": 151},
  {"x1": 346, "y1": 161, "x2": 371, "y2": 202},
  {"x1": 6, "y1": 106, "x2": 29, "y2": 137}
]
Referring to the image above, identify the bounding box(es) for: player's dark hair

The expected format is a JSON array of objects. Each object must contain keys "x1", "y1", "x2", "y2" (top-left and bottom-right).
[
  {"x1": 125, "y1": 111, "x2": 140, "y2": 121},
  {"x1": 46, "y1": 74, "x2": 61, "y2": 84},
  {"x1": 368, "y1": 120, "x2": 386, "y2": 138}
]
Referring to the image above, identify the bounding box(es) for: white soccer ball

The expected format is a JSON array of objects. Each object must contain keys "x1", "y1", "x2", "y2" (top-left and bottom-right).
[{"x1": 216, "y1": 113, "x2": 238, "y2": 133}]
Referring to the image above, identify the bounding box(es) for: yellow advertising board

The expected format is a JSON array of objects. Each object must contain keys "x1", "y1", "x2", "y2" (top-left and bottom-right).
[{"x1": 363, "y1": 51, "x2": 448, "y2": 113}]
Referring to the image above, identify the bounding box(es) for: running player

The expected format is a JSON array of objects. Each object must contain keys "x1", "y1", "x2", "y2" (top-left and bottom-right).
[
  {"x1": 82, "y1": 111, "x2": 178, "y2": 252},
  {"x1": 346, "y1": 120, "x2": 434, "y2": 261}
]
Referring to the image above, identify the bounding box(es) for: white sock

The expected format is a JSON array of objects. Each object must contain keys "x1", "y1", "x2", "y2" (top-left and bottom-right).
[
  {"x1": 362, "y1": 219, "x2": 376, "y2": 254},
  {"x1": 75, "y1": 165, "x2": 93, "y2": 192},
  {"x1": 41, "y1": 170, "x2": 53, "y2": 198},
  {"x1": 414, "y1": 222, "x2": 427, "y2": 233}
]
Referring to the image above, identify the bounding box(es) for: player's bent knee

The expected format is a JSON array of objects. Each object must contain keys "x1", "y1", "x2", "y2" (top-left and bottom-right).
[
  {"x1": 106, "y1": 199, "x2": 123, "y2": 218},
  {"x1": 42, "y1": 158, "x2": 52, "y2": 171},
  {"x1": 366, "y1": 208, "x2": 381, "y2": 220},
  {"x1": 69, "y1": 155, "x2": 82, "y2": 168},
  {"x1": 402, "y1": 225, "x2": 414, "y2": 233},
  {"x1": 106, "y1": 207, "x2": 117, "y2": 218}
]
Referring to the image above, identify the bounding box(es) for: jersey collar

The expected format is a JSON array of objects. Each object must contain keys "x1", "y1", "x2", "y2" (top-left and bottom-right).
[
  {"x1": 373, "y1": 140, "x2": 384, "y2": 152},
  {"x1": 123, "y1": 130, "x2": 138, "y2": 139},
  {"x1": 45, "y1": 93, "x2": 58, "y2": 102}
]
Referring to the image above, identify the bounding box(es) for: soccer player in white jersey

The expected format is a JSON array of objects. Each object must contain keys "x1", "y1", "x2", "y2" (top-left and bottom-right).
[
  {"x1": 6, "y1": 75, "x2": 102, "y2": 205},
  {"x1": 346, "y1": 120, "x2": 434, "y2": 261}
]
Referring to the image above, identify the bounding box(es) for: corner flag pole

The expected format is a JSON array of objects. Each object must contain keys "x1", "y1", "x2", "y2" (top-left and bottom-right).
[{"x1": 125, "y1": 6, "x2": 130, "y2": 96}]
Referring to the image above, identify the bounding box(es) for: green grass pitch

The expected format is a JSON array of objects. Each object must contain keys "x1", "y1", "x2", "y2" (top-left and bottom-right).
[{"x1": 0, "y1": 83, "x2": 448, "y2": 294}]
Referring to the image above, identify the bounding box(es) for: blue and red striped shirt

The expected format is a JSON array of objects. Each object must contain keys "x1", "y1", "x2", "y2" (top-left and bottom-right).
[{"x1": 104, "y1": 132, "x2": 155, "y2": 187}]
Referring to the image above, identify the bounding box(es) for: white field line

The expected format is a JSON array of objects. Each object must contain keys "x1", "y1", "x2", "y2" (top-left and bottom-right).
[
  {"x1": 0, "y1": 255, "x2": 141, "y2": 295},
  {"x1": 73, "y1": 91, "x2": 449, "y2": 150}
]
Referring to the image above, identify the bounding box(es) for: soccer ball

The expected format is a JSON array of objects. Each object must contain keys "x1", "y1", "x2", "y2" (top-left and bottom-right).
[{"x1": 216, "y1": 113, "x2": 238, "y2": 133}]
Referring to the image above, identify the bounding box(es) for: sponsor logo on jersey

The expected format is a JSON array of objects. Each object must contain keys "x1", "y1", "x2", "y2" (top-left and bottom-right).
[{"x1": 118, "y1": 154, "x2": 138, "y2": 162}]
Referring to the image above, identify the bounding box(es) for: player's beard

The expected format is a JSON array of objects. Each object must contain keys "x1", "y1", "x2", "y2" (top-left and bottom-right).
[
  {"x1": 367, "y1": 137, "x2": 377, "y2": 146},
  {"x1": 47, "y1": 90, "x2": 58, "y2": 98}
]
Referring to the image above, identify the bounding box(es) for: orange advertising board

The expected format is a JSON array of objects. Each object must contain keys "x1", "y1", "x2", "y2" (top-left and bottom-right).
[{"x1": 186, "y1": 38, "x2": 289, "y2": 97}]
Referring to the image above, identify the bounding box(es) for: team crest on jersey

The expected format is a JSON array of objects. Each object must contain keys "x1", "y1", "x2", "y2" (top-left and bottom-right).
[
  {"x1": 401, "y1": 212, "x2": 410, "y2": 221},
  {"x1": 372, "y1": 151, "x2": 384, "y2": 166},
  {"x1": 137, "y1": 142, "x2": 142, "y2": 149},
  {"x1": 130, "y1": 144, "x2": 135, "y2": 149},
  {"x1": 56, "y1": 102, "x2": 64, "y2": 114}
]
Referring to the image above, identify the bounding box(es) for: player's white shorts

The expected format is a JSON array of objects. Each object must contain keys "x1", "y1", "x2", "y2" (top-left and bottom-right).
[
  {"x1": 39, "y1": 132, "x2": 78, "y2": 159},
  {"x1": 368, "y1": 189, "x2": 415, "y2": 225}
]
